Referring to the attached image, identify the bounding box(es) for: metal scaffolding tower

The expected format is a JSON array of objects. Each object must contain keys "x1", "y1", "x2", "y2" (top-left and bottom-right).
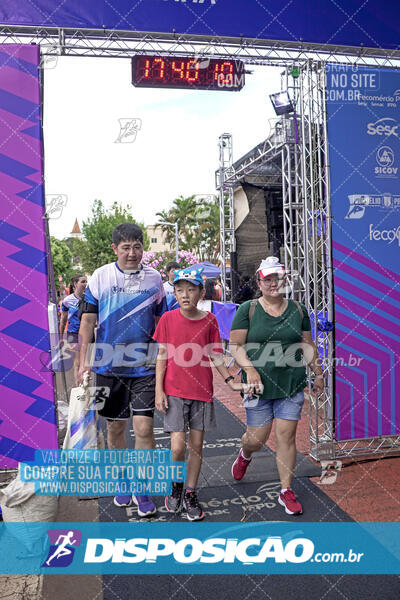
[{"x1": 216, "y1": 58, "x2": 400, "y2": 461}]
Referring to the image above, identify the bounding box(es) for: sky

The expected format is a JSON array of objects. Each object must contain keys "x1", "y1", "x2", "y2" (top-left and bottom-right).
[{"x1": 43, "y1": 56, "x2": 281, "y2": 239}]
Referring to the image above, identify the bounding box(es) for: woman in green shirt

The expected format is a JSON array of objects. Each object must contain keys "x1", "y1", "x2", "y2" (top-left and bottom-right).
[{"x1": 229, "y1": 257, "x2": 324, "y2": 516}]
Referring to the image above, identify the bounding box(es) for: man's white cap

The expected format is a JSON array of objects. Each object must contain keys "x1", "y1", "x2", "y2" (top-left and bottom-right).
[{"x1": 257, "y1": 256, "x2": 285, "y2": 279}]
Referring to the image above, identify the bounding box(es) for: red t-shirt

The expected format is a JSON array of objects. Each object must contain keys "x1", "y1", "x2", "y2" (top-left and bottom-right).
[{"x1": 153, "y1": 309, "x2": 223, "y2": 402}]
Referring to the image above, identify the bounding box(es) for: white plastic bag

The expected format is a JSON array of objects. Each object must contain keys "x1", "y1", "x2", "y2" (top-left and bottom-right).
[
  {"x1": 0, "y1": 467, "x2": 58, "y2": 555},
  {"x1": 63, "y1": 374, "x2": 105, "y2": 450}
]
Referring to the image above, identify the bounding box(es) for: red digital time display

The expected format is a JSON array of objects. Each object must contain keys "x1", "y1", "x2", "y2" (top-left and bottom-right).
[{"x1": 131, "y1": 55, "x2": 245, "y2": 91}]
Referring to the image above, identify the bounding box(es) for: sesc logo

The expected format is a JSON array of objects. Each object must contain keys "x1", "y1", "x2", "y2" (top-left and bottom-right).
[
  {"x1": 84, "y1": 536, "x2": 315, "y2": 565},
  {"x1": 367, "y1": 117, "x2": 398, "y2": 138}
]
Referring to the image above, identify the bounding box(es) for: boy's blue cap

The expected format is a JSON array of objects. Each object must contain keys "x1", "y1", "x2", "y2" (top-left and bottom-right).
[{"x1": 173, "y1": 267, "x2": 204, "y2": 286}]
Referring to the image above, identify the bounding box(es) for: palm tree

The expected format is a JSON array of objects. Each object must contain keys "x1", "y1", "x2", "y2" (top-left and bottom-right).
[{"x1": 156, "y1": 195, "x2": 198, "y2": 251}]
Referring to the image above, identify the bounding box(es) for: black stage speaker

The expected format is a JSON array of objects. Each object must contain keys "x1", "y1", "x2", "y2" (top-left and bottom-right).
[{"x1": 264, "y1": 189, "x2": 284, "y2": 256}]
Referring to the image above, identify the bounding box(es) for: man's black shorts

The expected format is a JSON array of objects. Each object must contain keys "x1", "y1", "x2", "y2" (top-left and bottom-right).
[{"x1": 94, "y1": 373, "x2": 155, "y2": 420}]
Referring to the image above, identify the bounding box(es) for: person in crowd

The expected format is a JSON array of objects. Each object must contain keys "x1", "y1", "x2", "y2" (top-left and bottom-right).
[
  {"x1": 214, "y1": 275, "x2": 222, "y2": 301},
  {"x1": 229, "y1": 256, "x2": 324, "y2": 516},
  {"x1": 205, "y1": 278, "x2": 219, "y2": 301},
  {"x1": 153, "y1": 266, "x2": 242, "y2": 521},
  {"x1": 197, "y1": 277, "x2": 216, "y2": 312},
  {"x1": 78, "y1": 223, "x2": 167, "y2": 517},
  {"x1": 234, "y1": 275, "x2": 255, "y2": 304},
  {"x1": 164, "y1": 261, "x2": 180, "y2": 310},
  {"x1": 59, "y1": 274, "x2": 87, "y2": 385}
]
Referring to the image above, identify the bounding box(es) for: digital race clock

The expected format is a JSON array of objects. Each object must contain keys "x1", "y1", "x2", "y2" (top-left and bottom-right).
[{"x1": 131, "y1": 55, "x2": 245, "y2": 91}]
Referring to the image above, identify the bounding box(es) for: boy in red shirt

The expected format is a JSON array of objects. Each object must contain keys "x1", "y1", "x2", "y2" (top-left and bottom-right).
[{"x1": 153, "y1": 267, "x2": 241, "y2": 520}]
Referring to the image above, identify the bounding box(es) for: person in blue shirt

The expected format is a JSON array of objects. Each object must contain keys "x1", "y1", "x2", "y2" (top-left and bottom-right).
[
  {"x1": 78, "y1": 223, "x2": 167, "y2": 516},
  {"x1": 59, "y1": 274, "x2": 87, "y2": 385},
  {"x1": 163, "y1": 261, "x2": 180, "y2": 310}
]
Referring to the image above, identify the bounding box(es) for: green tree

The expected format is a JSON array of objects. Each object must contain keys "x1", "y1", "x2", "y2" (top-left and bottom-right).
[
  {"x1": 196, "y1": 200, "x2": 220, "y2": 263},
  {"x1": 50, "y1": 236, "x2": 74, "y2": 290},
  {"x1": 157, "y1": 194, "x2": 221, "y2": 262},
  {"x1": 80, "y1": 199, "x2": 149, "y2": 273},
  {"x1": 156, "y1": 195, "x2": 197, "y2": 252},
  {"x1": 63, "y1": 236, "x2": 87, "y2": 269}
]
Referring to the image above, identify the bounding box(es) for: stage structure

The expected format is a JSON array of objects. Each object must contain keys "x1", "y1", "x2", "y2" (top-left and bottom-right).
[
  {"x1": 216, "y1": 61, "x2": 400, "y2": 461},
  {"x1": 0, "y1": 0, "x2": 399, "y2": 466}
]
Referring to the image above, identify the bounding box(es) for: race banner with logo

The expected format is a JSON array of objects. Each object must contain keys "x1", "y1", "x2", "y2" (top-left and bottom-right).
[
  {"x1": 0, "y1": 521, "x2": 399, "y2": 574},
  {"x1": 326, "y1": 66, "x2": 400, "y2": 440}
]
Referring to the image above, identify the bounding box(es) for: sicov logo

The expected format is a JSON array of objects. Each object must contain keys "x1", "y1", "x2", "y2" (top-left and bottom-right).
[
  {"x1": 367, "y1": 117, "x2": 398, "y2": 137},
  {"x1": 375, "y1": 146, "x2": 397, "y2": 177},
  {"x1": 376, "y1": 146, "x2": 394, "y2": 167},
  {"x1": 42, "y1": 529, "x2": 82, "y2": 567}
]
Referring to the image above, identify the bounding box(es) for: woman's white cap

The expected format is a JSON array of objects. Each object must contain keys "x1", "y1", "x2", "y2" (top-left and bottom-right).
[{"x1": 257, "y1": 256, "x2": 285, "y2": 279}]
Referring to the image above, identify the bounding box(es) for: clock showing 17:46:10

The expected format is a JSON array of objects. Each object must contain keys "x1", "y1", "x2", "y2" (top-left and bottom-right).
[{"x1": 131, "y1": 55, "x2": 245, "y2": 91}]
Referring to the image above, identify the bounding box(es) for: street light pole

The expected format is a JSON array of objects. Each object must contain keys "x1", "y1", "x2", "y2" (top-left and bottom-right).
[
  {"x1": 159, "y1": 221, "x2": 179, "y2": 261},
  {"x1": 174, "y1": 222, "x2": 178, "y2": 262}
]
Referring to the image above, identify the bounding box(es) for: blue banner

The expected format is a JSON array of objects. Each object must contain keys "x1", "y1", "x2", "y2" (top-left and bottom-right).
[
  {"x1": 1, "y1": 522, "x2": 399, "y2": 574},
  {"x1": 0, "y1": 1, "x2": 398, "y2": 50},
  {"x1": 326, "y1": 65, "x2": 400, "y2": 440}
]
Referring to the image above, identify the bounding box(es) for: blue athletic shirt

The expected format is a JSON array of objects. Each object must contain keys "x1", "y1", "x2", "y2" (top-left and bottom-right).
[
  {"x1": 61, "y1": 294, "x2": 81, "y2": 333},
  {"x1": 84, "y1": 262, "x2": 167, "y2": 378},
  {"x1": 163, "y1": 281, "x2": 179, "y2": 311}
]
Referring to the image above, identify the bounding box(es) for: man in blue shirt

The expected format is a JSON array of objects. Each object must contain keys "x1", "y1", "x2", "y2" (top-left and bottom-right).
[{"x1": 79, "y1": 223, "x2": 167, "y2": 516}]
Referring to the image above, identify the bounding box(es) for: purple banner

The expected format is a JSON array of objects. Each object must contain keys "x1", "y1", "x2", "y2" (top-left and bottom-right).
[
  {"x1": 327, "y1": 66, "x2": 400, "y2": 441},
  {"x1": 0, "y1": 45, "x2": 57, "y2": 469}
]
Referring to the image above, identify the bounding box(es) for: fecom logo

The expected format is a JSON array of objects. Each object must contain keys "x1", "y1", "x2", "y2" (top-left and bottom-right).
[
  {"x1": 41, "y1": 529, "x2": 82, "y2": 568},
  {"x1": 367, "y1": 117, "x2": 398, "y2": 137}
]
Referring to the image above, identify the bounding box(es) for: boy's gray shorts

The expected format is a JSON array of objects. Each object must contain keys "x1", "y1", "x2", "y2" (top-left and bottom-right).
[{"x1": 164, "y1": 396, "x2": 217, "y2": 432}]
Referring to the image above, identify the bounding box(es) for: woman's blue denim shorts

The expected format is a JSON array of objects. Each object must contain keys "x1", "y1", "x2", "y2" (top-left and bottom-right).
[{"x1": 245, "y1": 391, "x2": 305, "y2": 427}]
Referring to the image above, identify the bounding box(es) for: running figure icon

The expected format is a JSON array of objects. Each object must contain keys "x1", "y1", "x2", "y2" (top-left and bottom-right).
[{"x1": 45, "y1": 531, "x2": 77, "y2": 566}]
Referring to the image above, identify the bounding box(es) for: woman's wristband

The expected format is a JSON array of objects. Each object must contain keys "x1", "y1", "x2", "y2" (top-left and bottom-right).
[
  {"x1": 314, "y1": 374, "x2": 324, "y2": 380},
  {"x1": 225, "y1": 376, "x2": 234, "y2": 384}
]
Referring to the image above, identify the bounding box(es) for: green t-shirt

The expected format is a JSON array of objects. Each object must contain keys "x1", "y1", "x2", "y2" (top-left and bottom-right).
[{"x1": 230, "y1": 299, "x2": 311, "y2": 400}]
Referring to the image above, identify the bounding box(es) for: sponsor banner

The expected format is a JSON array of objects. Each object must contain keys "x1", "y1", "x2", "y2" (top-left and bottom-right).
[
  {"x1": 326, "y1": 66, "x2": 400, "y2": 440},
  {"x1": 19, "y1": 449, "x2": 185, "y2": 496},
  {"x1": 0, "y1": 45, "x2": 57, "y2": 469},
  {"x1": 0, "y1": 522, "x2": 399, "y2": 574},
  {"x1": 0, "y1": 1, "x2": 398, "y2": 50}
]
